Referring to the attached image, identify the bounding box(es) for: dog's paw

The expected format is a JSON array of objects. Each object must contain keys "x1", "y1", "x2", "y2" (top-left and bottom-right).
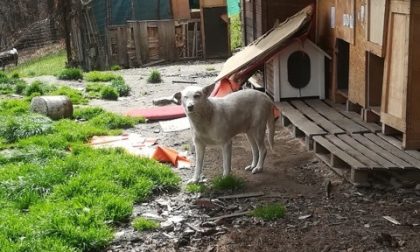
[
  {"x1": 251, "y1": 167, "x2": 263, "y2": 174},
  {"x1": 187, "y1": 178, "x2": 200, "y2": 184},
  {"x1": 244, "y1": 165, "x2": 254, "y2": 171}
]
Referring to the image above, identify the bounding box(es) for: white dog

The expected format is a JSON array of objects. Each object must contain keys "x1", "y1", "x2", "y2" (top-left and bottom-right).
[{"x1": 173, "y1": 86, "x2": 276, "y2": 183}]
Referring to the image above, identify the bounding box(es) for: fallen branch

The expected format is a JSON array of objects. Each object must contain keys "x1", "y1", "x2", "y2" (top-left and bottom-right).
[
  {"x1": 209, "y1": 211, "x2": 251, "y2": 221},
  {"x1": 217, "y1": 191, "x2": 265, "y2": 200}
]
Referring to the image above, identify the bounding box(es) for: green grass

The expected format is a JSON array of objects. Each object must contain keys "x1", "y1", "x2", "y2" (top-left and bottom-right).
[
  {"x1": 251, "y1": 203, "x2": 286, "y2": 221},
  {"x1": 147, "y1": 69, "x2": 162, "y2": 83},
  {"x1": 100, "y1": 86, "x2": 119, "y2": 100},
  {"x1": 110, "y1": 65, "x2": 122, "y2": 71},
  {"x1": 0, "y1": 98, "x2": 180, "y2": 251},
  {"x1": 111, "y1": 77, "x2": 130, "y2": 97},
  {"x1": 211, "y1": 175, "x2": 244, "y2": 191},
  {"x1": 132, "y1": 217, "x2": 159, "y2": 231},
  {"x1": 84, "y1": 71, "x2": 118, "y2": 82},
  {"x1": 89, "y1": 112, "x2": 144, "y2": 129},
  {"x1": 185, "y1": 183, "x2": 207, "y2": 193},
  {"x1": 230, "y1": 15, "x2": 243, "y2": 51},
  {"x1": 7, "y1": 50, "x2": 66, "y2": 77},
  {"x1": 50, "y1": 86, "x2": 88, "y2": 105},
  {"x1": 58, "y1": 68, "x2": 83, "y2": 80},
  {"x1": 73, "y1": 106, "x2": 106, "y2": 120}
]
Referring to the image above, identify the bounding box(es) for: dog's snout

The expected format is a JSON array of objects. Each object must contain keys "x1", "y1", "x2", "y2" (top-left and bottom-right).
[{"x1": 187, "y1": 104, "x2": 194, "y2": 112}]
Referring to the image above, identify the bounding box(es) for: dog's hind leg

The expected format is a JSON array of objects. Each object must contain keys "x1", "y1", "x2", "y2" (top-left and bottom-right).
[
  {"x1": 251, "y1": 127, "x2": 267, "y2": 174},
  {"x1": 245, "y1": 132, "x2": 258, "y2": 171},
  {"x1": 222, "y1": 140, "x2": 232, "y2": 176},
  {"x1": 188, "y1": 141, "x2": 206, "y2": 183}
]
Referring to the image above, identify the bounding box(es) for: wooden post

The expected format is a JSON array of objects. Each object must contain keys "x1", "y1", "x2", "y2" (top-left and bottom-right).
[{"x1": 62, "y1": 0, "x2": 72, "y2": 65}]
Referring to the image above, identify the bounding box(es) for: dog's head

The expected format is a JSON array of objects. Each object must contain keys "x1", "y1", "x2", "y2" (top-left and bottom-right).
[{"x1": 173, "y1": 85, "x2": 214, "y2": 114}]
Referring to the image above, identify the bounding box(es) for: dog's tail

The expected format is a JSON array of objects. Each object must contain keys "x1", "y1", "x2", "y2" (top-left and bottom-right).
[{"x1": 267, "y1": 105, "x2": 276, "y2": 151}]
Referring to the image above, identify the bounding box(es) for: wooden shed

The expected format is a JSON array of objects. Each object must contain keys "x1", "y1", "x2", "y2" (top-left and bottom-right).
[{"x1": 240, "y1": 0, "x2": 315, "y2": 45}]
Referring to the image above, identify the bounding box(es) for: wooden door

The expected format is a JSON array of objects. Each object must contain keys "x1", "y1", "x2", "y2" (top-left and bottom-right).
[{"x1": 381, "y1": 0, "x2": 410, "y2": 132}]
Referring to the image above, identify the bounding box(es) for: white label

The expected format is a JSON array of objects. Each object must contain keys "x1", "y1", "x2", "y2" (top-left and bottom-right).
[{"x1": 330, "y1": 7, "x2": 336, "y2": 28}]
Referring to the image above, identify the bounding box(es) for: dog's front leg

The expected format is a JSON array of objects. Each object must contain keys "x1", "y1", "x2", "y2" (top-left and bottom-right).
[
  {"x1": 188, "y1": 141, "x2": 205, "y2": 183},
  {"x1": 222, "y1": 140, "x2": 232, "y2": 177}
]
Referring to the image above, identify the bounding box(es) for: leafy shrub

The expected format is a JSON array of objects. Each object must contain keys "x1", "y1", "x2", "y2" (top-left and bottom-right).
[
  {"x1": 0, "y1": 82, "x2": 14, "y2": 94},
  {"x1": 90, "y1": 112, "x2": 144, "y2": 129},
  {"x1": 185, "y1": 183, "x2": 207, "y2": 193},
  {"x1": 73, "y1": 106, "x2": 105, "y2": 120},
  {"x1": 58, "y1": 68, "x2": 83, "y2": 80},
  {"x1": 0, "y1": 70, "x2": 7, "y2": 80},
  {"x1": 50, "y1": 86, "x2": 87, "y2": 105},
  {"x1": 0, "y1": 99, "x2": 29, "y2": 115},
  {"x1": 251, "y1": 203, "x2": 286, "y2": 221},
  {"x1": 211, "y1": 175, "x2": 244, "y2": 191},
  {"x1": 85, "y1": 82, "x2": 106, "y2": 98},
  {"x1": 110, "y1": 65, "x2": 121, "y2": 71},
  {"x1": 147, "y1": 69, "x2": 162, "y2": 83},
  {"x1": 100, "y1": 86, "x2": 118, "y2": 100},
  {"x1": 13, "y1": 79, "x2": 27, "y2": 94},
  {"x1": 111, "y1": 76, "x2": 130, "y2": 97},
  {"x1": 132, "y1": 217, "x2": 159, "y2": 231},
  {"x1": 10, "y1": 72, "x2": 20, "y2": 79},
  {"x1": 0, "y1": 114, "x2": 53, "y2": 143},
  {"x1": 25, "y1": 80, "x2": 56, "y2": 97},
  {"x1": 84, "y1": 71, "x2": 118, "y2": 82}
]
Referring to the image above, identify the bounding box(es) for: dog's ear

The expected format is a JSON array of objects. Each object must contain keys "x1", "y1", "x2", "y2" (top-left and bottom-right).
[
  {"x1": 202, "y1": 83, "x2": 215, "y2": 97},
  {"x1": 172, "y1": 92, "x2": 182, "y2": 105}
]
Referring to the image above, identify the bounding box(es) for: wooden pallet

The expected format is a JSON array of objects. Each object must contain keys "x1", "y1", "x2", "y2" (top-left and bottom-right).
[{"x1": 278, "y1": 99, "x2": 420, "y2": 186}]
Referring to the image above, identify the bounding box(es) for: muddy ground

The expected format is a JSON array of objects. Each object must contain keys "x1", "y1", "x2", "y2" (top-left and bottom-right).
[{"x1": 28, "y1": 61, "x2": 420, "y2": 252}]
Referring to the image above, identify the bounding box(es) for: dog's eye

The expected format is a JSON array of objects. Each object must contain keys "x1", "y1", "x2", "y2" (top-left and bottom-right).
[{"x1": 193, "y1": 93, "x2": 201, "y2": 99}]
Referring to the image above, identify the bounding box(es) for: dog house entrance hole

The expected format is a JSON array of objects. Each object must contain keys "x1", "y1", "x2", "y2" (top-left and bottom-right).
[{"x1": 287, "y1": 51, "x2": 311, "y2": 89}]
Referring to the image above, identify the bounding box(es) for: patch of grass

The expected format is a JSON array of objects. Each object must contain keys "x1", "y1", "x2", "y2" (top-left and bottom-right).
[
  {"x1": 230, "y1": 15, "x2": 243, "y2": 51},
  {"x1": 85, "y1": 82, "x2": 107, "y2": 98},
  {"x1": 73, "y1": 106, "x2": 105, "y2": 120},
  {"x1": 211, "y1": 175, "x2": 244, "y2": 191},
  {"x1": 132, "y1": 217, "x2": 159, "y2": 231},
  {"x1": 24, "y1": 80, "x2": 57, "y2": 97},
  {"x1": 50, "y1": 86, "x2": 87, "y2": 105},
  {"x1": 89, "y1": 112, "x2": 144, "y2": 129},
  {"x1": 185, "y1": 183, "x2": 207, "y2": 193},
  {"x1": 14, "y1": 79, "x2": 28, "y2": 94},
  {"x1": 0, "y1": 99, "x2": 30, "y2": 115},
  {"x1": 0, "y1": 114, "x2": 53, "y2": 143},
  {"x1": 8, "y1": 50, "x2": 66, "y2": 77},
  {"x1": 84, "y1": 71, "x2": 118, "y2": 82},
  {"x1": 251, "y1": 203, "x2": 286, "y2": 221},
  {"x1": 111, "y1": 76, "x2": 130, "y2": 97},
  {"x1": 147, "y1": 69, "x2": 162, "y2": 83},
  {"x1": 110, "y1": 65, "x2": 122, "y2": 71},
  {"x1": 58, "y1": 68, "x2": 83, "y2": 80},
  {"x1": 100, "y1": 86, "x2": 119, "y2": 100}
]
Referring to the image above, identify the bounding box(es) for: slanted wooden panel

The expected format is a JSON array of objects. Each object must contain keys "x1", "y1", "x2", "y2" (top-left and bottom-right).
[
  {"x1": 130, "y1": 22, "x2": 143, "y2": 66},
  {"x1": 147, "y1": 22, "x2": 160, "y2": 61},
  {"x1": 305, "y1": 99, "x2": 368, "y2": 134},
  {"x1": 138, "y1": 22, "x2": 149, "y2": 63},
  {"x1": 117, "y1": 27, "x2": 128, "y2": 67},
  {"x1": 381, "y1": 0, "x2": 410, "y2": 132},
  {"x1": 313, "y1": 136, "x2": 367, "y2": 169},
  {"x1": 338, "y1": 134, "x2": 396, "y2": 168},
  {"x1": 352, "y1": 134, "x2": 412, "y2": 168},
  {"x1": 365, "y1": 133, "x2": 420, "y2": 168},
  {"x1": 171, "y1": 0, "x2": 191, "y2": 20},
  {"x1": 265, "y1": 59, "x2": 274, "y2": 96},
  {"x1": 325, "y1": 135, "x2": 380, "y2": 169},
  {"x1": 280, "y1": 102, "x2": 327, "y2": 137},
  {"x1": 335, "y1": 0, "x2": 355, "y2": 44},
  {"x1": 291, "y1": 100, "x2": 345, "y2": 134}
]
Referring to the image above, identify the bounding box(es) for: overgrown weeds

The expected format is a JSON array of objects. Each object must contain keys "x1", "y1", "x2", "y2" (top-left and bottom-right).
[
  {"x1": 7, "y1": 50, "x2": 66, "y2": 77},
  {"x1": 100, "y1": 86, "x2": 119, "y2": 100},
  {"x1": 185, "y1": 183, "x2": 207, "y2": 193},
  {"x1": 58, "y1": 68, "x2": 83, "y2": 80},
  {"x1": 147, "y1": 69, "x2": 162, "y2": 83},
  {"x1": 84, "y1": 71, "x2": 118, "y2": 82},
  {"x1": 211, "y1": 175, "x2": 244, "y2": 191},
  {"x1": 132, "y1": 217, "x2": 159, "y2": 231},
  {"x1": 251, "y1": 203, "x2": 286, "y2": 221}
]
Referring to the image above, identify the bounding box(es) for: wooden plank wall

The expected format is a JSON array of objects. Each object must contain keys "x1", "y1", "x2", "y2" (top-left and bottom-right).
[
  {"x1": 348, "y1": 0, "x2": 367, "y2": 107},
  {"x1": 335, "y1": 0, "x2": 355, "y2": 44},
  {"x1": 109, "y1": 20, "x2": 177, "y2": 67}
]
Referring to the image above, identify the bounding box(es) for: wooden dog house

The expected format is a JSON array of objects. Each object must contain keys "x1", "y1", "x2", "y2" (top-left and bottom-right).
[{"x1": 265, "y1": 39, "x2": 330, "y2": 102}]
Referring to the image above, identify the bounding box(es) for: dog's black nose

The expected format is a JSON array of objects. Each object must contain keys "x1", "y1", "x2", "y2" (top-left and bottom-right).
[{"x1": 187, "y1": 105, "x2": 194, "y2": 112}]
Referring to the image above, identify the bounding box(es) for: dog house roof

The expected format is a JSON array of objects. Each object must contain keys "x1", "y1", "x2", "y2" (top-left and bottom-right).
[{"x1": 215, "y1": 5, "x2": 313, "y2": 82}]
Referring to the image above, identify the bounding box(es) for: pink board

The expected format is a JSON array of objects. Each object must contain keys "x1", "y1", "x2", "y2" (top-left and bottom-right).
[{"x1": 125, "y1": 105, "x2": 186, "y2": 120}]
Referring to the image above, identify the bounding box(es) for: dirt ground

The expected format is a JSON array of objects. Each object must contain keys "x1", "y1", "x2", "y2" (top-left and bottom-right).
[{"x1": 28, "y1": 61, "x2": 420, "y2": 252}]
